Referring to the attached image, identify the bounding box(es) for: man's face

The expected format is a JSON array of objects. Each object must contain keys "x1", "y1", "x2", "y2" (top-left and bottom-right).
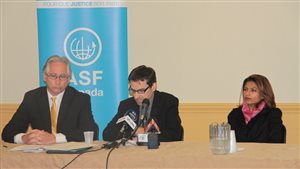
[
  {"x1": 44, "y1": 62, "x2": 70, "y2": 96},
  {"x1": 129, "y1": 80, "x2": 156, "y2": 106}
]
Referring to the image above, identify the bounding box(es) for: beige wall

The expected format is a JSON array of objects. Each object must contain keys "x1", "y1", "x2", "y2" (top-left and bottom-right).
[
  {"x1": 0, "y1": 1, "x2": 299, "y2": 142},
  {"x1": 1, "y1": 1, "x2": 299, "y2": 103},
  {"x1": 127, "y1": 1, "x2": 299, "y2": 103}
]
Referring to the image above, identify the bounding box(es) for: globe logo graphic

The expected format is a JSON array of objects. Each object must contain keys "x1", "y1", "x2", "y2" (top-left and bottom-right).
[{"x1": 64, "y1": 28, "x2": 102, "y2": 66}]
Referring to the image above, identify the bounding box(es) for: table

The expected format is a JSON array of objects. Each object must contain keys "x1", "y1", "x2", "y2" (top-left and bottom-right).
[{"x1": 1, "y1": 141, "x2": 299, "y2": 169}]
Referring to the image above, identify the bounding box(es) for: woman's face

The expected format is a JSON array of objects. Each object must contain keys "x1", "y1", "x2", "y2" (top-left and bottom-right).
[{"x1": 243, "y1": 81, "x2": 263, "y2": 109}]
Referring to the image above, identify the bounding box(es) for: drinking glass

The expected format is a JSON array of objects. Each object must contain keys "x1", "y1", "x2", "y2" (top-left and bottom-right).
[
  {"x1": 209, "y1": 122, "x2": 231, "y2": 155},
  {"x1": 84, "y1": 131, "x2": 94, "y2": 144}
]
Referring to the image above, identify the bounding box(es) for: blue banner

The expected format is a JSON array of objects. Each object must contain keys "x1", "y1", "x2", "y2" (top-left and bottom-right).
[{"x1": 37, "y1": 1, "x2": 128, "y2": 139}]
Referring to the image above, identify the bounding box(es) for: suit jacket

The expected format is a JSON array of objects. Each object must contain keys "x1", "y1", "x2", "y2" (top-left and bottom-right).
[
  {"x1": 2, "y1": 86, "x2": 99, "y2": 143},
  {"x1": 227, "y1": 106, "x2": 284, "y2": 143},
  {"x1": 103, "y1": 90, "x2": 183, "y2": 142}
]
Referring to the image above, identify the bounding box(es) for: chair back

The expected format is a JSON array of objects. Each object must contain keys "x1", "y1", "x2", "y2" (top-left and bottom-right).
[
  {"x1": 180, "y1": 126, "x2": 184, "y2": 141},
  {"x1": 281, "y1": 125, "x2": 286, "y2": 143}
]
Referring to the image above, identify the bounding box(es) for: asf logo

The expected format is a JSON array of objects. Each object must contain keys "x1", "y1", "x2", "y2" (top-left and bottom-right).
[{"x1": 64, "y1": 28, "x2": 102, "y2": 66}]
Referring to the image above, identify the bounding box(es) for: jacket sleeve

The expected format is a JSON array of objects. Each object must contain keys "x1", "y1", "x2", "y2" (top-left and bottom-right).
[
  {"x1": 227, "y1": 108, "x2": 241, "y2": 133},
  {"x1": 102, "y1": 103, "x2": 126, "y2": 141},
  {"x1": 227, "y1": 108, "x2": 248, "y2": 142},
  {"x1": 158, "y1": 96, "x2": 183, "y2": 142},
  {"x1": 60, "y1": 94, "x2": 99, "y2": 142},
  {"x1": 2, "y1": 93, "x2": 31, "y2": 143},
  {"x1": 268, "y1": 108, "x2": 284, "y2": 143}
]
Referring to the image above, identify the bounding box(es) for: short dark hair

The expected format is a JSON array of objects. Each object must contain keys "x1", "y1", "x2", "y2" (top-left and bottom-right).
[{"x1": 128, "y1": 65, "x2": 157, "y2": 87}]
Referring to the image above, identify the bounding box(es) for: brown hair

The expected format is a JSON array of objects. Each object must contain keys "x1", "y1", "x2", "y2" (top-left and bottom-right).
[
  {"x1": 240, "y1": 74, "x2": 276, "y2": 108},
  {"x1": 128, "y1": 65, "x2": 157, "y2": 87}
]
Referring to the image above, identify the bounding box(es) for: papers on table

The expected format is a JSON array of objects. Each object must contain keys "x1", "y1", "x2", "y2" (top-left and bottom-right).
[
  {"x1": 125, "y1": 138, "x2": 138, "y2": 146},
  {"x1": 9, "y1": 142, "x2": 97, "y2": 153}
]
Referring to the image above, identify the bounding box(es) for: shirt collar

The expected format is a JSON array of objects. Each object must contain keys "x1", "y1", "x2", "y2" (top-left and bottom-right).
[{"x1": 47, "y1": 90, "x2": 65, "y2": 102}]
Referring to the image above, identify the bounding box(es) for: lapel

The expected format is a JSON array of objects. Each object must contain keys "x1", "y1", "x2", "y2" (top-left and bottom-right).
[
  {"x1": 38, "y1": 87, "x2": 52, "y2": 132},
  {"x1": 150, "y1": 91, "x2": 160, "y2": 119},
  {"x1": 129, "y1": 99, "x2": 140, "y2": 123},
  {"x1": 57, "y1": 86, "x2": 73, "y2": 130},
  {"x1": 247, "y1": 107, "x2": 269, "y2": 125}
]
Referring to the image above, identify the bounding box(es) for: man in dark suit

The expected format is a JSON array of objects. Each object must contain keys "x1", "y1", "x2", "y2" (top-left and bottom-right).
[
  {"x1": 2, "y1": 55, "x2": 98, "y2": 144},
  {"x1": 103, "y1": 65, "x2": 183, "y2": 142}
]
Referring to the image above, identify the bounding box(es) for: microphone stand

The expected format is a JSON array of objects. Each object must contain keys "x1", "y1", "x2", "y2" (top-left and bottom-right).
[
  {"x1": 119, "y1": 99, "x2": 149, "y2": 147},
  {"x1": 119, "y1": 117, "x2": 144, "y2": 146},
  {"x1": 104, "y1": 99, "x2": 149, "y2": 149},
  {"x1": 121, "y1": 125, "x2": 128, "y2": 146},
  {"x1": 105, "y1": 116, "x2": 144, "y2": 149},
  {"x1": 102, "y1": 122, "x2": 127, "y2": 149}
]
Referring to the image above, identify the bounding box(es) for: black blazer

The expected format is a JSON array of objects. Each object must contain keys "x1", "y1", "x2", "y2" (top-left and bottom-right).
[
  {"x1": 227, "y1": 106, "x2": 284, "y2": 143},
  {"x1": 103, "y1": 90, "x2": 183, "y2": 142},
  {"x1": 2, "y1": 86, "x2": 99, "y2": 143}
]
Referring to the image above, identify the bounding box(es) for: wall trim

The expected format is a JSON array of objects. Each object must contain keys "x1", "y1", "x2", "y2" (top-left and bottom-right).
[
  {"x1": 1, "y1": 104, "x2": 19, "y2": 113},
  {"x1": 179, "y1": 103, "x2": 300, "y2": 114},
  {"x1": 1, "y1": 103, "x2": 299, "y2": 114}
]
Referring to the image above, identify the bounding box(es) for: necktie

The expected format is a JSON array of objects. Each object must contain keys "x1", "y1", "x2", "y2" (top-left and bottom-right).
[{"x1": 51, "y1": 97, "x2": 57, "y2": 134}]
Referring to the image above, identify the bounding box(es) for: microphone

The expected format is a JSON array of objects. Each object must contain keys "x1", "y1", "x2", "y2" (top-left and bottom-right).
[
  {"x1": 103, "y1": 110, "x2": 137, "y2": 149},
  {"x1": 116, "y1": 110, "x2": 137, "y2": 130},
  {"x1": 139, "y1": 99, "x2": 150, "y2": 124},
  {"x1": 144, "y1": 118, "x2": 160, "y2": 149},
  {"x1": 145, "y1": 118, "x2": 161, "y2": 134},
  {"x1": 112, "y1": 99, "x2": 150, "y2": 147},
  {"x1": 136, "y1": 99, "x2": 150, "y2": 145}
]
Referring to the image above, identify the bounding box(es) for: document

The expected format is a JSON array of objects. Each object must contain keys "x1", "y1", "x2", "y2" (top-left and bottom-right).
[{"x1": 9, "y1": 142, "x2": 97, "y2": 153}]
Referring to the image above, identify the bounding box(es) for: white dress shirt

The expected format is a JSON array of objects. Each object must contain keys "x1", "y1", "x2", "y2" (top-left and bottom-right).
[{"x1": 14, "y1": 90, "x2": 67, "y2": 144}]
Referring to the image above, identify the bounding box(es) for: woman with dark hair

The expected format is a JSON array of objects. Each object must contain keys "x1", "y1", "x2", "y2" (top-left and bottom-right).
[{"x1": 227, "y1": 74, "x2": 285, "y2": 143}]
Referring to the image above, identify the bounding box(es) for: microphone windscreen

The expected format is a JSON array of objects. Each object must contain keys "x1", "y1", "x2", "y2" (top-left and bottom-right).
[
  {"x1": 142, "y1": 98, "x2": 150, "y2": 106},
  {"x1": 127, "y1": 110, "x2": 137, "y2": 122}
]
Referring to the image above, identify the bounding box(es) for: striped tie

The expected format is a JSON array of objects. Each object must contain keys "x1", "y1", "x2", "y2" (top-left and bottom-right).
[{"x1": 51, "y1": 97, "x2": 57, "y2": 134}]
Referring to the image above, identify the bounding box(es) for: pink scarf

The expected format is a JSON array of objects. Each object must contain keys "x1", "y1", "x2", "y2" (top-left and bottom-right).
[{"x1": 242, "y1": 101, "x2": 266, "y2": 124}]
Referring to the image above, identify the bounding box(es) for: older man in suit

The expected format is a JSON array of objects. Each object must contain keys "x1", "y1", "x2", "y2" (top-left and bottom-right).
[{"x1": 2, "y1": 55, "x2": 98, "y2": 144}]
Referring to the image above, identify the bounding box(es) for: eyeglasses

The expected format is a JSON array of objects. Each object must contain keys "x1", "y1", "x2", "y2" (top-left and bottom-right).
[
  {"x1": 128, "y1": 86, "x2": 150, "y2": 95},
  {"x1": 46, "y1": 73, "x2": 70, "y2": 81}
]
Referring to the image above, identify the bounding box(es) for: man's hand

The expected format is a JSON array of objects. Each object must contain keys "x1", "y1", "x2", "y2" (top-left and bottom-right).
[
  {"x1": 135, "y1": 127, "x2": 145, "y2": 135},
  {"x1": 22, "y1": 129, "x2": 56, "y2": 145}
]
